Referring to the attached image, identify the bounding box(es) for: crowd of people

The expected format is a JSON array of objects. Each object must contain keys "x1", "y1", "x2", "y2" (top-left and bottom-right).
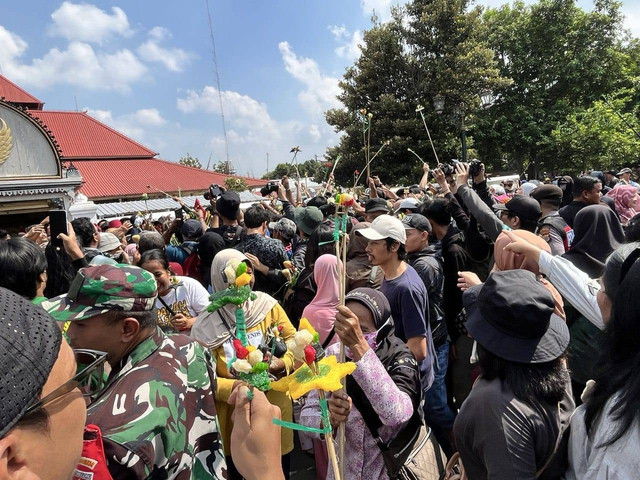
[{"x1": 1, "y1": 161, "x2": 640, "y2": 480}]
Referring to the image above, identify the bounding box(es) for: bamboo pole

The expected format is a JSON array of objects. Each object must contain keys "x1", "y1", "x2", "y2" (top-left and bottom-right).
[
  {"x1": 317, "y1": 389, "x2": 341, "y2": 480},
  {"x1": 335, "y1": 205, "x2": 348, "y2": 480},
  {"x1": 352, "y1": 141, "x2": 390, "y2": 190},
  {"x1": 321, "y1": 155, "x2": 341, "y2": 196}
]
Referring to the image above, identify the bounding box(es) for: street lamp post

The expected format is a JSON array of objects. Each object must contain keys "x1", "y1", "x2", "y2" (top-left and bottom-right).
[{"x1": 432, "y1": 90, "x2": 495, "y2": 164}]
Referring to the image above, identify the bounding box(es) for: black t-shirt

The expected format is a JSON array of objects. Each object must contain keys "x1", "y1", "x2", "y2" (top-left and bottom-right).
[{"x1": 205, "y1": 225, "x2": 243, "y2": 247}]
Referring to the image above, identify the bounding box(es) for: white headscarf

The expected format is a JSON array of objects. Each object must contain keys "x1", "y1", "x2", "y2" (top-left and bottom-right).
[{"x1": 191, "y1": 249, "x2": 276, "y2": 349}]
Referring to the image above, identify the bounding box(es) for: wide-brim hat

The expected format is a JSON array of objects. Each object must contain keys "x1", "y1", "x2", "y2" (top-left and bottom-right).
[{"x1": 463, "y1": 270, "x2": 569, "y2": 363}]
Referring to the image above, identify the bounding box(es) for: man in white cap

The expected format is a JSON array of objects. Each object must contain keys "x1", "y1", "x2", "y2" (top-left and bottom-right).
[{"x1": 358, "y1": 215, "x2": 435, "y2": 389}]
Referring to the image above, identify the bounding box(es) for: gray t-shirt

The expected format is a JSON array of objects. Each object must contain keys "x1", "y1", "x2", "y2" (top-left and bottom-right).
[{"x1": 453, "y1": 377, "x2": 574, "y2": 480}]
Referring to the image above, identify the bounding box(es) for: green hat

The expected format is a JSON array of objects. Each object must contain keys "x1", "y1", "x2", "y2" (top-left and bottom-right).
[
  {"x1": 295, "y1": 206, "x2": 323, "y2": 235},
  {"x1": 42, "y1": 265, "x2": 158, "y2": 322}
]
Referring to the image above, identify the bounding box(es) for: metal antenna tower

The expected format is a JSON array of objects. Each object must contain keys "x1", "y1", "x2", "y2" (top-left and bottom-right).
[{"x1": 206, "y1": 0, "x2": 235, "y2": 174}]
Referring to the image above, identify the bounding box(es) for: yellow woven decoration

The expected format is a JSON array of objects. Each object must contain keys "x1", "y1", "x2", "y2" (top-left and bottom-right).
[{"x1": 271, "y1": 355, "x2": 356, "y2": 400}]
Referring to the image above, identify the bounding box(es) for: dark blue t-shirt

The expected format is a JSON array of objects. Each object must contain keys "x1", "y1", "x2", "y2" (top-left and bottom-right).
[{"x1": 381, "y1": 265, "x2": 435, "y2": 389}]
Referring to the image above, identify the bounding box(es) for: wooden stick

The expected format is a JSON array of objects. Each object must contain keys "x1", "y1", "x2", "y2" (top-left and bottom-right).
[
  {"x1": 352, "y1": 141, "x2": 390, "y2": 190},
  {"x1": 337, "y1": 208, "x2": 348, "y2": 480},
  {"x1": 321, "y1": 155, "x2": 341, "y2": 197},
  {"x1": 317, "y1": 389, "x2": 341, "y2": 480}
]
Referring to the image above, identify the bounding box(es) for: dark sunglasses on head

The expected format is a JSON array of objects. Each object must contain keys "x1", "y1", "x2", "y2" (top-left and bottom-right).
[{"x1": 24, "y1": 349, "x2": 108, "y2": 417}]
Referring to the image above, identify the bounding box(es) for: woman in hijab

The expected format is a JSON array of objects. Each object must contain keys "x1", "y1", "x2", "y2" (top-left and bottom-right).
[
  {"x1": 606, "y1": 185, "x2": 639, "y2": 225},
  {"x1": 558, "y1": 175, "x2": 574, "y2": 208},
  {"x1": 300, "y1": 288, "x2": 424, "y2": 480},
  {"x1": 283, "y1": 224, "x2": 335, "y2": 327},
  {"x1": 346, "y1": 222, "x2": 384, "y2": 292},
  {"x1": 563, "y1": 204, "x2": 624, "y2": 279},
  {"x1": 459, "y1": 230, "x2": 565, "y2": 320},
  {"x1": 302, "y1": 254, "x2": 342, "y2": 347},
  {"x1": 191, "y1": 249, "x2": 297, "y2": 479}
]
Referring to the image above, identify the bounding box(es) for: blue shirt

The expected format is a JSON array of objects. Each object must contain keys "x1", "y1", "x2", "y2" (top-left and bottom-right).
[
  {"x1": 166, "y1": 241, "x2": 198, "y2": 265},
  {"x1": 381, "y1": 265, "x2": 435, "y2": 389}
]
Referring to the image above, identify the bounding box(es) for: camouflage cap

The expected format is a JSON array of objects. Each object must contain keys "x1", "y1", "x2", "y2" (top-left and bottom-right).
[{"x1": 42, "y1": 264, "x2": 158, "y2": 322}]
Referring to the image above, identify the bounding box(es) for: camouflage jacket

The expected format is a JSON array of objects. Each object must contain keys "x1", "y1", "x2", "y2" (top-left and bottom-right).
[{"x1": 86, "y1": 327, "x2": 226, "y2": 479}]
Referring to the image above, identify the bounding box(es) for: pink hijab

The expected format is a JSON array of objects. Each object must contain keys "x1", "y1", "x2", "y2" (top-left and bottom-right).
[
  {"x1": 606, "y1": 185, "x2": 639, "y2": 225},
  {"x1": 302, "y1": 254, "x2": 341, "y2": 346}
]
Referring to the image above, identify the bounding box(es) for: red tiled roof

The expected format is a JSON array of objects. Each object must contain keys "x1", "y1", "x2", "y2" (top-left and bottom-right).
[
  {"x1": 0, "y1": 74, "x2": 43, "y2": 108},
  {"x1": 29, "y1": 110, "x2": 157, "y2": 159},
  {"x1": 72, "y1": 158, "x2": 265, "y2": 199}
]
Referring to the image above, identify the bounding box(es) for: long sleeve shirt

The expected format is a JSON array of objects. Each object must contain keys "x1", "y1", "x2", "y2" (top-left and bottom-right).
[
  {"x1": 86, "y1": 328, "x2": 225, "y2": 479},
  {"x1": 456, "y1": 184, "x2": 504, "y2": 242},
  {"x1": 299, "y1": 346, "x2": 414, "y2": 480},
  {"x1": 538, "y1": 251, "x2": 604, "y2": 330}
]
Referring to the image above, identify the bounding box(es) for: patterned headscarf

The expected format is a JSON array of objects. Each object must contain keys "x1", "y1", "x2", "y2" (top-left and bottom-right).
[{"x1": 606, "y1": 185, "x2": 639, "y2": 225}]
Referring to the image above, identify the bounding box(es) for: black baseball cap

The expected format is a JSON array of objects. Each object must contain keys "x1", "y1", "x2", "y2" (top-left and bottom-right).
[
  {"x1": 493, "y1": 195, "x2": 542, "y2": 221},
  {"x1": 365, "y1": 198, "x2": 389, "y2": 214},
  {"x1": 402, "y1": 214, "x2": 432, "y2": 233},
  {"x1": 216, "y1": 192, "x2": 241, "y2": 220},
  {"x1": 0, "y1": 287, "x2": 62, "y2": 437},
  {"x1": 463, "y1": 270, "x2": 569, "y2": 363},
  {"x1": 181, "y1": 219, "x2": 203, "y2": 239}
]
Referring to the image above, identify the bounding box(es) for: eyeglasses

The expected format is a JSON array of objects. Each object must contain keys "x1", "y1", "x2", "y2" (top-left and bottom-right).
[{"x1": 24, "y1": 349, "x2": 108, "y2": 417}]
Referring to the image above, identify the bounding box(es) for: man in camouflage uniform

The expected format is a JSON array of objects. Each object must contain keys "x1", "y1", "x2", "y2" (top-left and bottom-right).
[{"x1": 43, "y1": 264, "x2": 226, "y2": 479}]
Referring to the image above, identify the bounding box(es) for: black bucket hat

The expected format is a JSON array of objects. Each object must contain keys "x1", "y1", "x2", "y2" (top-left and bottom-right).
[{"x1": 463, "y1": 270, "x2": 569, "y2": 363}]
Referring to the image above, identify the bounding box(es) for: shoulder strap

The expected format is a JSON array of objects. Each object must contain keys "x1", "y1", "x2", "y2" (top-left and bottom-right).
[
  {"x1": 157, "y1": 295, "x2": 175, "y2": 316},
  {"x1": 321, "y1": 328, "x2": 336, "y2": 349}
]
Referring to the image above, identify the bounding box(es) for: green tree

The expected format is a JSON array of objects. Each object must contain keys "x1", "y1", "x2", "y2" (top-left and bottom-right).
[
  {"x1": 552, "y1": 89, "x2": 640, "y2": 172},
  {"x1": 262, "y1": 159, "x2": 329, "y2": 183},
  {"x1": 224, "y1": 177, "x2": 249, "y2": 192},
  {"x1": 325, "y1": 0, "x2": 509, "y2": 186},
  {"x1": 213, "y1": 161, "x2": 235, "y2": 174},
  {"x1": 474, "y1": 0, "x2": 627, "y2": 174},
  {"x1": 178, "y1": 153, "x2": 202, "y2": 169}
]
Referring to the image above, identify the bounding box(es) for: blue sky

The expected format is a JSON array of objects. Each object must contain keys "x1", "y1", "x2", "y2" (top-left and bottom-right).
[{"x1": 1, "y1": 0, "x2": 638, "y2": 176}]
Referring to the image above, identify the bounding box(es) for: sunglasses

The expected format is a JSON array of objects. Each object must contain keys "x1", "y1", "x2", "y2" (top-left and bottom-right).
[{"x1": 24, "y1": 349, "x2": 108, "y2": 417}]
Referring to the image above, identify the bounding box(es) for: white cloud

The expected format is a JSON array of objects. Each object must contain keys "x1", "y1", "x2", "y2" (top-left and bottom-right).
[
  {"x1": 176, "y1": 85, "x2": 337, "y2": 175},
  {"x1": 0, "y1": 25, "x2": 27, "y2": 66},
  {"x1": 149, "y1": 26, "x2": 171, "y2": 41},
  {"x1": 85, "y1": 107, "x2": 167, "y2": 141},
  {"x1": 177, "y1": 86, "x2": 280, "y2": 137},
  {"x1": 360, "y1": 0, "x2": 400, "y2": 22},
  {"x1": 137, "y1": 26, "x2": 192, "y2": 72},
  {"x1": 0, "y1": 26, "x2": 147, "y2": 92},
  {"x1": 330, "y1": 25, "x2": 363, "y2": 60},
  {"x1": 131, "y1": 108, "x2": 166, "y2": 126},
  {"x1": 622, "y1": 4, "x2": 640, "y2": 38},
  {"x1": 309, "y1": 124, "x2": 322, "y2": 141},
  {"x1": 329, "y1": 24, "x2": 349, "y2": 40},
  {"x1": 49, "y1": 2, "x2": 132, "y2": 44},
  {"x1": 278, "y1": 41, "x2": 342, "y2": 117}
]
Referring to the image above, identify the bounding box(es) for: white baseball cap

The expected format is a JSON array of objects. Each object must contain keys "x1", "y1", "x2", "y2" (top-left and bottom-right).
[{"x1": 357, "y1": 215, "x2": 407, "y2": 244}]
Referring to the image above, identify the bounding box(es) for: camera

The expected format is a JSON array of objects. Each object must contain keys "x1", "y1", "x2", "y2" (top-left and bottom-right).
[
  {"x1": 204, "y1": 184, "x2": 223, "y2": 200},
  {"x1": 260, "y1": 181, "x2": 280, "y2": 197},
  {"x1": 469, "y1": 159, "x2": 483, "y2": 177},
  {"x1": 439, "y1": 159, "x2": 459, "y2": 177}
]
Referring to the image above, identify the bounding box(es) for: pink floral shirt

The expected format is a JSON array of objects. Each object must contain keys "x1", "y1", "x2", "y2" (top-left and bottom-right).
[{"x1": 299, "y1": 345, "x2": 414, "y2": 480}]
